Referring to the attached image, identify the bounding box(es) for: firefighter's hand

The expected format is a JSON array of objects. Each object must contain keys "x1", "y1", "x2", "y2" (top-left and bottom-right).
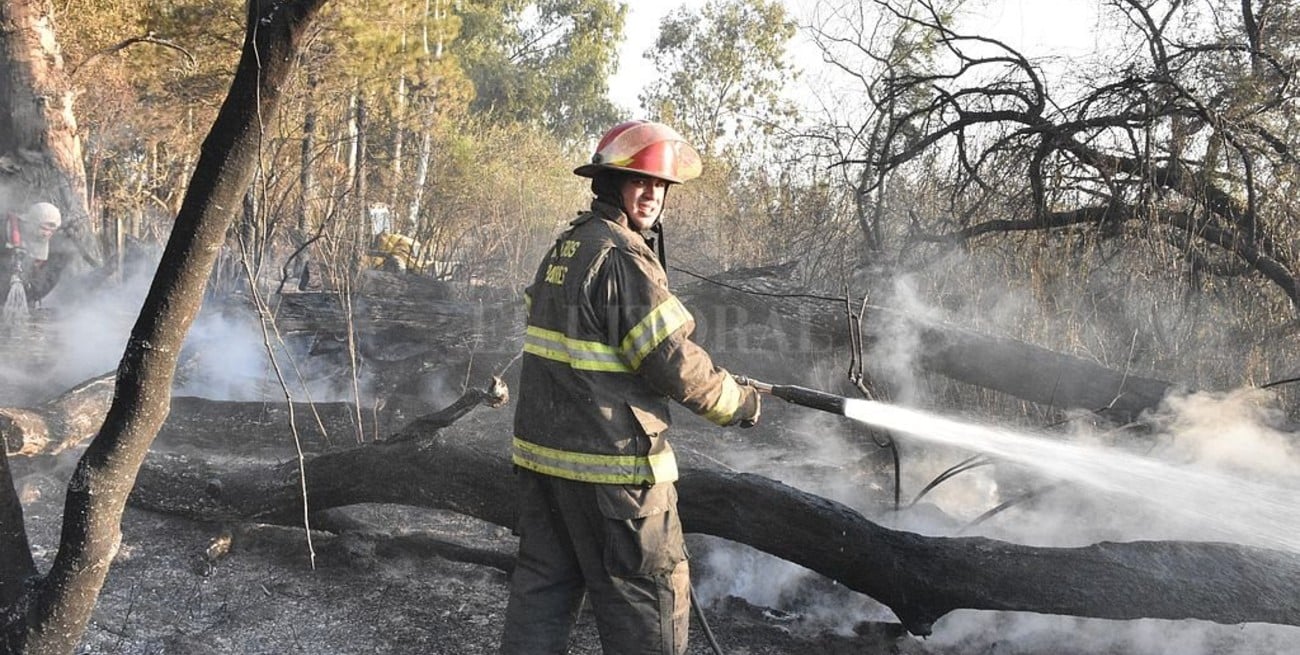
[{"x1": 732, "y1": 385, "x2": 761, "y2": 428}]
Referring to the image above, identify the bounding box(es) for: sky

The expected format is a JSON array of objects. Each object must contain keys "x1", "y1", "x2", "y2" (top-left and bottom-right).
[{"x1": 607, "y1": 0, "x2": 1106, "y2": 115}]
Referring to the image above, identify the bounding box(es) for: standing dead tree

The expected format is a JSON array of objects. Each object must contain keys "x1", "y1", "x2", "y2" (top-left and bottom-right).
[
  {"x1": 0, "y1": 0, "x2": 87, "y2": 215},
  {"x1": 0, "y1": 1, "x2": 331, "y2": 653},
  {"x1": 813, "y1": 0, "x2": 1300, "y2": 306}
]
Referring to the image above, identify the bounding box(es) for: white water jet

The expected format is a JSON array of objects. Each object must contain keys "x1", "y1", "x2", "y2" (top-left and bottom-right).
[
  {"x1": 843, "y1": 398, "x2": 1300, "y2": 553},
  {"x1": 3, "y1": 276, "x2": 28, "y2": 324}
]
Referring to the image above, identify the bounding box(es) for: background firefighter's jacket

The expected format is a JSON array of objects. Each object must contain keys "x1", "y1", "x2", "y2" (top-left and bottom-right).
[
  {"x1": 365, "y1": 231, "x2": 423, "y2": 272},
  {"x1": 513, "y1": 200, "x2": 753, "y2": 486}
]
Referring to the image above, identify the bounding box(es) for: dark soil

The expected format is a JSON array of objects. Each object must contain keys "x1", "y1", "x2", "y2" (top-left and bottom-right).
[
  {"x1": 17, "y1": 474, "x2": 919, "y2": 654},
  {"x1": 12, "y1": 400, "x2": 926, "y2": 655},
  {"x1": 17, "y1": 404, "x2": 1299, "y2": 655}
]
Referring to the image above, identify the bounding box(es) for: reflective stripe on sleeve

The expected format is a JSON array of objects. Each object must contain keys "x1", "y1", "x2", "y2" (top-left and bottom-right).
[
  {"x1": 512, "y1": 437, "x2": 679, "y2": 485},
  {"x1": 701, "y1": 373, "x2": 744, "y2": 425},
  {"x1": 621, "y1": 296, "x2": 693, "y2": 370},
  {"x1": 524, "y1": 325, "x2": 633, "y2": 373}
]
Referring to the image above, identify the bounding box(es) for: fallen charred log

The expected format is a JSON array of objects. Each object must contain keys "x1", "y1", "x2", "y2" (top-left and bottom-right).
[
  {"x1": 678, "y1": 265, "x2": 1174, "y2": 423},
  {"x1": 125, "y1": 391, "x2": 1300, "y2": 637},
  {"x1": 0, "y1": 373, "x2": 113, "y2": 456}
]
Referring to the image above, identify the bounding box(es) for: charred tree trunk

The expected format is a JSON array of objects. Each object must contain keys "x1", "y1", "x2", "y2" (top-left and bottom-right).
[
  {"x1": 0, "y1": 0, "x2": 101, "y2": 302},
  {"x1": 0, "y1": 2, "x2": 331, "y2": 653},
  {"x1": 1, "y1": 374, "x2": 114, "y2": 457},
  {"x1": 125, "y1": 398, "x2": 1300, "y2": 638},
  {"x1": 0, "y1": 436, "x2": 35, "y2": 607},
  {"x1": 0, "y1": 0, "x2": 87, "y2": 217}
]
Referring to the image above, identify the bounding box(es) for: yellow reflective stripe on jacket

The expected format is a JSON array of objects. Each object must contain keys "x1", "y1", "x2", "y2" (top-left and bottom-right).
[
  {"x1": 512, "y1": 437, "x2": 679, "y2": 485},
  {"x1": 621, "y1": 297, "x2": 692, "y2": 370},
  {"x1": 701, "y1": 374, "x2": 744, "y2": 425},
  {"x1": 524, "y1": 325, "x2": 633, "y2": 373}
]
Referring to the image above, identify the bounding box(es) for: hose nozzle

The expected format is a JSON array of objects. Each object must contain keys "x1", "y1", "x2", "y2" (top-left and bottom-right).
[
  {"x1": 733, "y1": 375, "x2": 847, "y2": 416},
  {"x1": 733, "y1": 375, "x2": 772, "y2": 394}
]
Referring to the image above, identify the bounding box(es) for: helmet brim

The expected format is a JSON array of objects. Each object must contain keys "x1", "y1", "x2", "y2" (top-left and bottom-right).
[{"x1": 573, "y1": 163, "x2": 683, "y2": 185}]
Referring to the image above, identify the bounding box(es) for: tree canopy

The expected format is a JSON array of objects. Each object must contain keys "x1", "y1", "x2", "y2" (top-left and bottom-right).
[
  {"x1": 455, "y1": 0, "x2": 624, "y2": 141},
  {"x1": 641, "y1": 0, "x2": 797, "y2": 156}
]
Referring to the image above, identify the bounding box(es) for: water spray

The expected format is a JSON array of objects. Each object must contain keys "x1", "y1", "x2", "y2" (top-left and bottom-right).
[{"x1": 738, "y1": 375, "x2": 1300, "y2": 554}]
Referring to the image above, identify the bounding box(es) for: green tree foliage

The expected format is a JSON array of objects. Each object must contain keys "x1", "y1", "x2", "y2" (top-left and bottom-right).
[
  {"x1": 61, "y1": 0, "x2": 242, "y2": 228},
  {"x1": 455, "y1": 0, "x2": 624, "y2": 141},
  {"x1": 631, "y1": 0, "x2": 819, "y2": 287},
  {"x1": 416, "y1": 119, "x2": 585, "y2": 289},
  {"x1": 324, "y1": 0, "x2": 470, "y2": 113},
  {"x1": 640, "y1": 0, "x2": 797, "y2": 156}
]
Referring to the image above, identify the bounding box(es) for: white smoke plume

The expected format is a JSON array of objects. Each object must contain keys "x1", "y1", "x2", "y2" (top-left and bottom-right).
[{"x1": 694, "y1": 253, "x2": 1300, "y2": 652}]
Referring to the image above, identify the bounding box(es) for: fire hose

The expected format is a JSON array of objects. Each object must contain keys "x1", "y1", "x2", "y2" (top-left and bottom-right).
[{"x1": 736, "y1": 375, "x2": 901, "y2": 507}]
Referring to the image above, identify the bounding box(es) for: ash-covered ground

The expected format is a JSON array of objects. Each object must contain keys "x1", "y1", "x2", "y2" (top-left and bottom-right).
[
  {"x1": 12, "y1": 406, "x2": 919, "y2": 655},
  {"x1": 14, "y1": 402, "x2": 1300, "y2": 655}
]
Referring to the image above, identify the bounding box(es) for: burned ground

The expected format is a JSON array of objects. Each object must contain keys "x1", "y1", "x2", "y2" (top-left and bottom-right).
[
  {"x1": 7, "y1": 278, "x2": 1300, "y2": 654},
  {"x1": 13, "y1": 403, "x2": 924, "y2": 655},
  {"x1": 13, "y1": 399, "x2": 1300, "y2": 654}
]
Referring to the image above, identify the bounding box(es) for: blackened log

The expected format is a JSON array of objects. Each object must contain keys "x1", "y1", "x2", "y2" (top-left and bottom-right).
[
  {"x1": 1, "y1": 373, "x2": 113, "y2": 456},
  {"x1": 679, "y1": 469, "x2": 1300, "y2": 635},
  {"x1": 677, "y1": 266, "x2": 1174, "y2": 423},
  {"x1": 128, "y1": 400, "x2": 1300, "y2": 637}
]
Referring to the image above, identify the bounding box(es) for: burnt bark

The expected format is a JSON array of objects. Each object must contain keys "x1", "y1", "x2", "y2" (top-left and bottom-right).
[
  {"x1": 124, "y1": 398, "x2": 1300, "y2": 638},
  {"x1": 0, "y1": 2, "x2": 331, "y2": 653},
  {"x1": 1, "y1": 374, "x2": 114, "y2": 457},
  {"x1": 0, "y1": 0, "x2": 88, "y2": 219}
]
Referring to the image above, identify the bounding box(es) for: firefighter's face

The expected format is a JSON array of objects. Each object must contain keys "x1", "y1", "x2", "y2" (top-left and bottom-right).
[{"x1": 621, "y1": 175, "x2": 669, "y2": 231}]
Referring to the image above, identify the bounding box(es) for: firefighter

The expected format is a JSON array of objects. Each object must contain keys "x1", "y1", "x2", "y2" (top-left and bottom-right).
[
  {"x1": 500, "y1": 120, "x2": 761, "y2": 655},
  {"x1": 3, "y1": 202, "x2": 62, "y2": 300}
]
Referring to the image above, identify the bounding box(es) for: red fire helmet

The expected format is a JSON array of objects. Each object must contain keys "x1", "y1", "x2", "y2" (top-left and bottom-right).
[{"x1": 573, "y1": 120, "x2": 702, "y2": 185}]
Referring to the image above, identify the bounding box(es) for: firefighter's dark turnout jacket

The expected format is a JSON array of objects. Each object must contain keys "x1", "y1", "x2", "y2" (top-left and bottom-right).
[
  {"x1": 505, "y1": 199, "x2": 754, "y2": 654},
  {"x1": 513, "y1": 200, "x2": 749, "y2": 484}
]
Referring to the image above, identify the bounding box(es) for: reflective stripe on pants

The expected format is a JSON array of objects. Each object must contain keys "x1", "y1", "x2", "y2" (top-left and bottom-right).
[{"x1": 500, "y1": 468, "x2": 690, "y2": 655}]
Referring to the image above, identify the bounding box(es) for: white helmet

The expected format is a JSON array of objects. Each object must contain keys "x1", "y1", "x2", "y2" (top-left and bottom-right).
[{"x1": 22, "y1": 202, "x2": 61, "y2": 230}]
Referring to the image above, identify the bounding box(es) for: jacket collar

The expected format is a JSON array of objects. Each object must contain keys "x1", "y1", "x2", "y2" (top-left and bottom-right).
[{"x1": 571, "y1": 199, "x2": 626, "y2": 227}]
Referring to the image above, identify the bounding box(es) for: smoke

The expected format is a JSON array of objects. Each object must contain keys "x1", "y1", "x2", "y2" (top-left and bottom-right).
[
  {"x1": 4, "y1": 246, "x2": 385, "y2": 407},
  {"x1": 40, "y1": 256, "x2": 156, "y2": 392},
  {"x1": 693, "y1": 248, "x2": 1300, "y2": 651},
  {"x1": 172, "y1": 308, "x2": 280, "y2": 401},
  {"x1": 928, "y1": 612, "x2": 1300, "y2": 655},
  {"x1": 1146, "y1": 388, "x2": 1297, "y2": 477},
  {"x1": 0, "y1": 181, "x2": 34, "y2": 217},
  {"x1": 870, "y1": 273, "x2": 945, "y2": 405}
]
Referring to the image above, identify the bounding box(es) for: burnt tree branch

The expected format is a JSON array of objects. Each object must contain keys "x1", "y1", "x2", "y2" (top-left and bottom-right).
[{"x1": 677, "y1": 269, "x2": 1173, "y2": 423}]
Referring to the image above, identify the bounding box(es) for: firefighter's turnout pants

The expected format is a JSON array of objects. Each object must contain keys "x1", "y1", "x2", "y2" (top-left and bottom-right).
[{"x1": 500, "y1": 468, "x2": 690, "y2": 654}]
